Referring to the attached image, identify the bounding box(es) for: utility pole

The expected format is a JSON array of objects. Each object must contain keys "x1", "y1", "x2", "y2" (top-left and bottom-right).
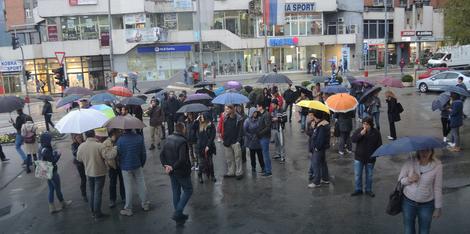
[
  {"x1": 197, "y1": 0, "x2": 204, "y2": 81},
  {"x1": 107, "y1": 0, "x2": 115, "y2": 85},
  {"x1": 384, "y1": 0, "x2": 389, "y2": 77},
  {"x1": 13, "y1": 32, "x2": 31, "y2": 115},
  {"x1": 262, "y1": 0, "x2": 269, "y2": 74}
]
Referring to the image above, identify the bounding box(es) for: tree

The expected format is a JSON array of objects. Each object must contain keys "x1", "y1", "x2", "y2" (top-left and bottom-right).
[{"x1": 444, "y1": 0, "x2": 470, "y2": 45}]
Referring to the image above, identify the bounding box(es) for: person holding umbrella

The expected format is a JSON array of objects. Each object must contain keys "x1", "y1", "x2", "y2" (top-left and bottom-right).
[
  {"x1": 307, "y1": 110, "x2": 331, "y2": 188},
  {"x1": 296, "y1": 92, "x2": 309, "y2": 133},
  {"x1": 398, "y1": 149, "x2": 442, "y2": 234},
  {"x1": 42, "y1": 99, "x2": 55, "y2": 131},
  {"x1": 350, "y1": 117, "x2": 382, "y2": 197},
  {"x1": 448, "y1": 92, "x2": 463, "y2": 152},
  {"x1": 385, "y1": 91, "x2": 402, "y2": 141},
  {"x1": 440, "y1": 101, "x2": 451, "y2": 143},
  {"x1": 270, "y1": 99, "x2": 286, "y2": 163}
]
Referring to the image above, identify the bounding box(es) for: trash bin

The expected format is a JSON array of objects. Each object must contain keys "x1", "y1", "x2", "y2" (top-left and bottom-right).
[{"x1": 364, "y1": 70, "x2": 369, "y2": 77}]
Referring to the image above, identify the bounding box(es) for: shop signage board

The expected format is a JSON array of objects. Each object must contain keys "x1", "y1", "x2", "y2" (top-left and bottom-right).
[
  {"x1": 400, "y1": 31, "x2": 415, "y2": 37},
  {"x1": 416, "y1": 31, "x2": 433, "y2": 37},
  {"x1": 285, "y1": 3, "x2": 316, "y2": 13},
  {"x1": 0, "y1": 61, "x2": 22, "y2": 73},
  {"x1": 174, "y1": 0, "x2": 192, "y2": 9},
  {"x1": 268, "y1": 37, "x2": 299, "y2": 47},
  {"x1": 69, "y1": 0, "x2": 97, "y2": 6},
  {"x1": 137, "y1": 45, "x2": 192, "y2": 53},
  {"x1": 125, "y1": 27, "x2": 165, "y2": 43},
  {"x1": 47, "y1": 25, "x2": 58, "y2": 41}
]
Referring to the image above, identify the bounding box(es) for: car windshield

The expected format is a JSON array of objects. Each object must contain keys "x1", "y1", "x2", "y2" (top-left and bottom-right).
[
  {"x1": 461, "y1": 71, "x2": 470, "y2": 77},
  {"x1": 431, "y1": 53, "x2": 446, "y2": 60}
]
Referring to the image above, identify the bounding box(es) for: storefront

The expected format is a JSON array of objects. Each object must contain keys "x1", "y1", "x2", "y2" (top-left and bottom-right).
[
  {"x1": 364, "y1": 39, "x2": 395, "y2": 66},
  {"x1": 0, "y1": 60, "x2": 22, "y2": 94},
  {"x1": 265, "y1": 37, "x2": 319, "y2": 72}
]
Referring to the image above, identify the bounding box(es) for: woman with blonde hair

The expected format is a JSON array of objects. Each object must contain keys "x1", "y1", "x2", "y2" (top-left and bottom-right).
[
  {"x1": 385, "y1": 90, "x2": 401, "y2": 140},
  {"x1": 398, "y1": 149, "x2": 442, "y2": 234},
  {"x1": 195, "y1": 112, "x2": 216, "y2": 183}
]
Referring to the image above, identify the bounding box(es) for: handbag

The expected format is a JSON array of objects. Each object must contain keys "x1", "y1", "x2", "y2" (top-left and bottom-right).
[
  {"x1": 386, "y1": 181, "x2": 404, "y2": 216},
  {"x1": 34, "y1": 160, "x2": 54, "y2": 180}
]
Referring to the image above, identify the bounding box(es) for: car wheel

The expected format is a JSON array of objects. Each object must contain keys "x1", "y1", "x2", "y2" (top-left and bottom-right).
[{"x1": 419, "y1": 83, "x2": 428, "y2": 93}]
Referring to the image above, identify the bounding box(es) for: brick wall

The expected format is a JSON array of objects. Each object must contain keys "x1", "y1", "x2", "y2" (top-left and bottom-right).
[{"x1": 4, "y1": 0, "x2": 25, "y2": 30}]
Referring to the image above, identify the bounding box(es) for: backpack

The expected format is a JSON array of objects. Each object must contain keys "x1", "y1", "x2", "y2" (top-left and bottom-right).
[
  {"x1": 22, "y1": 123, "x2": 36, "y2": 144},
  {"x1": 396, "y1": 103, "x2": 404, "y2": 114}
]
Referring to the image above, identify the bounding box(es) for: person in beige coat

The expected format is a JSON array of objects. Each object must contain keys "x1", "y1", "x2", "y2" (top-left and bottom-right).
[
  {"x1": 77, "y1": 130, "x2": 108, "y2": 219},
  {"x1": 21, "y1": 119, "x2": 38, "y2": 173}
]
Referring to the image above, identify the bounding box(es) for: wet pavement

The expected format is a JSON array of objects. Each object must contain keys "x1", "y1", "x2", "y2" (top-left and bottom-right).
[{"x1": 1, "y1": 74, "x2": 470, "y2": 233}]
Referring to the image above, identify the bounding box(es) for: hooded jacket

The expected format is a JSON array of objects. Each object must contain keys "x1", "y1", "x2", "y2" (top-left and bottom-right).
[
  {"x1": 257, "y1": 109, "x2": 272, "y2": 139},
  {"x1": 244, "y1": 107, "x2": 261, "y2": 150},
  {"x1": 39, "y1": 132, "x2": 60, "y2": 172},
  {"x1": 309, "y1": 120, "x2": 330, "y2": 152}
]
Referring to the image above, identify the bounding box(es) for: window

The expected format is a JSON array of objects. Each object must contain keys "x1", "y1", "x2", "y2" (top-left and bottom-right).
[
  {"x1": 363, "y1": 20, "x2": 393, "y2": 39},
  {"x1": 61, "y1": 17, "x2": 80, "y2": 40},
  {"x1": 369, "y1": 21, "x2": 377, "y2": 38},
  {"x1": 378, "y1": 20, "x2": 385, "y2": 38},
  {"x1": 80, "y1": 16, "x2": 98, "y2": 40},
  {"x1": 327, "y1": 22, "x2": 336, "y2": 35},
  {"x1": 213, "y1": 12, "x2": 224, "y2": 29},
  {"x1": 445, "y1": 73, "x2": 459, "y2": 80},
  {"x1": 434, "y1": 73, "x2": 447, "y2": 80},
  {"x1": 364, "y1": 22, "x2": 369, "y2": 38},
  {"x1": 164, "y1": 13, "x2": 177, "y2": 30},
  {"x1": 177, "y1": 13, "x2": 193, "y2": 30}
]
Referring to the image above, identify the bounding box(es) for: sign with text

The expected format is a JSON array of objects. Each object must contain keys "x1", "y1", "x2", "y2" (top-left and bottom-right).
[
  {"x1": 69, "y1": 0, "x2": 97, "y2": 6},
  {"x1": 285, "y1": 3, "x2": 316, "y2": 13},
  {"x1": 47, "y1": 25, "x2": 58, "y2": 42},
  {"x1": 416, "y1": 31, "x2": 433, "y2": 37},
  {"x1": 125, "y1": 27, "x2": 166, "y2": 43},
  {"x1": 137, "y1": 45, "x2": 192, "y2": 53},
  {"x1": 268, "y1": 37, "x2": 299, "y2": 47},
  {"x1": 0, "y1": 61, "x2": 22, "y2": 73},
  {"x1": 400, "y1": 31, "x2": 415, "y2": 37}
]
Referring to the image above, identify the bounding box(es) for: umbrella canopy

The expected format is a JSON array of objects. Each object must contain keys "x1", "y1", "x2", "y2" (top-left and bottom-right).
[
  {"x1": 359, "y1": 86, "x2": 382, "y2": 103},
  {"x1": 257, "y1": 73, "x2": 292, "y2": 84},
  {"x1": 346, "y1": 76, "x2": 357, "y2": 83},
  {"x1": 0, "y1": 96, "x2": 25, "y2": 113},
  {"x1": 224, "y1": 81, "x2": 242, "y2": 91},
  {"x1": 431, "y1": 92, "x2": 451, "y2": 111},
  {"x1": 55, "y1": 108, "x2": 109, "y2": 134},
  {"x1": 212, "y1": 91, "x2": 249, "y2": 105},
  {"x1": 295, "y1": 100, "x2": 330, "y2": 114},
  {"x1": 194, "y1": 81, "x2": 216, "y2": 88},
  {"x1": 57, "y1": 94, "x2": 82, "y2": 108},
  {"x1": 372, "y1": 136, "x2": 446, "y2": 157},
  {"x1": 177, "y1": 103, "x2": 209, "y2": 113},
  {"x1": 244, "y1": 85, "x2": 254, "y2": 94},
  {"x1": 64, "y1": 86, "x2": 93, "y2": 96},
  {"x1": 352, "y1": 79, "x2": 375, "y2": 86},
  {"x1": 136, "y1": 95, "x2": 148, "y2": 101},
  {"x1": 108, "y1": 86, "x2": 133, "y2": 97},
  {"x1": 90, "y1": 93, "x2": 117, "y2": 105},
  {"x1": 34, "y1": 95, "x2": 54, "y2": 101},
  {"x1": 214, "y1": 87, "x2": 225, "y2": 96},
  {"x1": 120, "y1": 96, "x2": 146, "y2": 106},
  {"x1": 185, "y1": 93, "x2": 213, "y2": 103},
  {"x1": 325, "y1": 93, "x2": 358, "y2": 113},
  {"x1": 295, "y1": 85, "x2": 313, "y2": 97},
  {"x1": 321, "y1": 85, "x2": 349, "y2": 94},
  {"x1": 154, "y1": 90, "x2": 166, "y2": 100},
  {"x1": 195, "y1": 88, "x2": 216, "y2": 98},
  {"x1": 105, "y1": 115, "x2": 146, "y2": 129},
  {"x1": 442, "y1": 86, "x2": 470, "y2": 97},
  {"x1": 143, "y1": 86, "x2": 163, "y2": 94},
  {"x1": 311, "y1": 76, "x2": 329, "y2": 84},
  {"x1": 90, "y1": 104, "x2": 116, "y2": 119},
  {"x1": 380, "y1": 77, "x2": 404, "y2": 88}
]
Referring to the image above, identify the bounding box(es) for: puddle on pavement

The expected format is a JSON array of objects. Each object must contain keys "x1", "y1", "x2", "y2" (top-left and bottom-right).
[{"x1": 0, "y1": 201, "x2": 27, "y2": 221}]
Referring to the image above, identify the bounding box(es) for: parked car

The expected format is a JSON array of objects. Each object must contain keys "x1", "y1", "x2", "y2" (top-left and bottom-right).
[
  {"x1": 418, "y1": 67, "x2": 449, "y2": 80},
  {"x1": 417, "y1": 71, "x2": 470, "y2": 93}
]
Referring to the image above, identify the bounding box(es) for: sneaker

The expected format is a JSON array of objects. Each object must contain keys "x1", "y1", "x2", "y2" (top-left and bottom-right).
[
  {"x1": 346, "y1": 149, "x2": 353, "y2": 154},
  {"x1": 307, "y1": 183, "x2": 321, "y2": 188},
  {"x1": 279, "y1": 158, "x2": 286, "y2": 164},
  {"x1": 443, "y1": 137, "x2": 447, "y2": 142},
  {"x1": 350, "y1": 191, "x2": 363, "y2": 196},
  {"x1": 387, "y1": 136, "x2": 395, "y2": 140},
  {"x1": 273, "y1": 155, "x2": 281, "y2": 160},
  {"x1": 365, "y1": 191, "x2": 375, "y2": 197},
  {"x1": 191, "y1": 166, "x2": 196, "y2": 171},
  {"x1": 320, "y1": 180, "x2": 330, "y2": 184},
  {"x1": 120, "y1": 208, "x2": 133, "y2": 216},
  {"x1": 338, "y1": 151, "x2": 345, "y2": 156},
  {"x1": 448, "y1": 142, "x2": 456, "y2": 147},
  {"x1": 1, "y1": 158, "x2": 10, "y2": 162},
  {"x1": 261, "y1": 173, "x2": 272, "y2": 177},
  {"x1": 142, "y1": 202, "x2": 150, "y2": 211}
]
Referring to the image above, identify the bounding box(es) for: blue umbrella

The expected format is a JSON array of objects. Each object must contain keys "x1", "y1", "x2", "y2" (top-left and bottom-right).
[
  {"x1": 57, "y1": 94, "x2": 82, "y2": 108},
  {"x1": 120, "y1": 96, "x2": 146, "y2": 106},
  {"x1": 321, "y1": 85, "x2": 349, "y2": 94},
  {"x1": 431, "y1": 92, "x2": 450, "y2": 111},
  {"x1": 372, "y1": 136, "x2": 446, "y2": 157},
  {"x1": 442, "y1": 86, "x2": 470, "y2": 97},
  {"x1": 212, "y1": 91, "x2": 249, "y2": 105},
  {"x1": 214, "y1": 86, "x2": 225, "y2": 96},
  {"x1": 90, "y1": 93, "x2": 117, "y2": 104}
]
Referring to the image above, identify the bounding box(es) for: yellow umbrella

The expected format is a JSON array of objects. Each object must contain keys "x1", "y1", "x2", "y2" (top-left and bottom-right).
[
  {"x1": 325, "y1": 93, "x2": 358, "y2": 113},
  {"x1": 296, "y1": 100, "x2": 330, "y2": 114}
]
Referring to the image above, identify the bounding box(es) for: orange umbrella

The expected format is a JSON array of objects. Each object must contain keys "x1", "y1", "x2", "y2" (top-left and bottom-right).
[
  {"x1": 108, "y1": 86, "x2": 132, "y2": 97},
  {"x1": 325, "y1": 93, "x2": 358, "y2": 113}
]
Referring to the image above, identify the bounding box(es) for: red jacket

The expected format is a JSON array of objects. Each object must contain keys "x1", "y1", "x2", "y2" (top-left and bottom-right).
[{"x1": 269, "y1": 95, "x2": 284, "y2": 113}]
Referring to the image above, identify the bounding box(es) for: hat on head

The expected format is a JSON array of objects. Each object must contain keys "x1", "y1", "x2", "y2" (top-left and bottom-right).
[
  {"x1": 94, "y1": 128, "x2": 108, "y2": 138},
  {"x1": 271, "y1": 98, "x2": 279, "y2": 105}
]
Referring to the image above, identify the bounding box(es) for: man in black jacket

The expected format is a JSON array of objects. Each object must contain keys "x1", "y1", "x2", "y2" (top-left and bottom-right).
[
  {"x1": 283, "y1": 83, "x2": 297, "y2": 123},
  {"x1": 42, "y1": 100, "x2": 54, "y2": 131},
  {"x1": 350, "y1": 117, "x2": 382, "y2": 197},
  {"x1": 160, "y1": 123, "x2": 193, "y2": 224},
  {"x1": 10, "y1": 109, "x2": 30, "y2": 164},
  {"x1": 222, "y1": 105, "x2": 244, "y2": 180},
  {"x1": 163, "y1": 91, "x2": 182, "y2": 135},
  {"x1": 257, "y1": 102, "x2": 272, "y2": 177}
]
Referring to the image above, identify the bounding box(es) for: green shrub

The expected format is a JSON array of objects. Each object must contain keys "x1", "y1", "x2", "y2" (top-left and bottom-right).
[
  {"x1": 301, "y1": 81, "x2": 311, "y2": 87},
  {"x1": 401, "y1": 75, "x2": 413, "y2": 82}
]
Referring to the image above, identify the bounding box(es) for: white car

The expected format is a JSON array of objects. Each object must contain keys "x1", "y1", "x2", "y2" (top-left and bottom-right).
[{"x1": 417, "y1": 71, "x2": 470, "y2": 93}]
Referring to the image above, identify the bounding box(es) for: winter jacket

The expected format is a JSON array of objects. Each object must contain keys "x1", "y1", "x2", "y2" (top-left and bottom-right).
[
  {"x1": 195, "y1": 122, "x2": 216, "y2": 155},
  {"x1": 336, "y1": 111, "x2": 354, "y2": 133},
  {"x1": 116, "y1": 131, "x2": 146, "y2": 171},
  {"x1": 42, "y1": 101, "x2": 53, "y2": 116},
  {"x1": 387, "y1": 97, "x2": 401, "y2": 122},
  {"x1": 163, "y1": 97, "x2": 181, "y2": 118},
  {"x1": 257, "y1": 110, "x2": 272, "y2": 139},
  {"x1": 160, "y1": 132, "x2": 191, "y2": 178},
  {"x1": 365, "y1": 96, "x2": 381, "y2": 114},
  {"x1": 244, "y1": 107, "x2": 261, "y2": 150},
  {"x1": 222, "y1": 114, "x2": 243, "y2": 147},
  {"x1": 39, "y1": 133, "x2": 60, "y2": 172},
  {"x1": 449, "y1": 99, "x2": 463, "y2": 128},
  {"x1": 77, "y1": 138, "x2": 107, "y2": 177},
  {"x1": 351, "y1": 127, "x2": 382, "y2": 163},
  {"x1": 13, "y1": 113, "x2": 30, "y2": 134},
  {"x1": 186, "y1": 119, "x2": 198, "y2": 144},
  {"x1": 283, "y1": 88, "x2": 297, "y2": 105},
  {"x1": 147, "y1": 105, "x2": 164, "y2": 127},
  {"x1": 309, "y1": 120, "x2": 331, "y2": 152}
]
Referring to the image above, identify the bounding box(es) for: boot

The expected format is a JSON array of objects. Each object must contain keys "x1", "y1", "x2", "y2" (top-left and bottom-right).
[
  {"x1": 49, "y1": 203, "x2": 60, "y2": 214},
  {"x1": 57, "y1": 200, "x2": 72, "y2": 210}
]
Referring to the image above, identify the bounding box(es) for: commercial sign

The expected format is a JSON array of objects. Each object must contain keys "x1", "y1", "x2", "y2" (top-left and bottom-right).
[
  {"x1": 400, "y1": 31, "x2": 415, "y2": 37},
  {"x1": 416, "y1": 31, "x2": 433, "y2": 37},
  {"x1": 137, "y1": 45, "x2": 192, "y2": 53},
  {"x1": 69, "y1": 0, "x2": 97, "y2": 6},
  {"x1": 268, "y1": 37, "x2": 299, "y2": 47},
  {"x1": 126, "y1": 27, "x2": 166, "y2": 43},
  {"x1": 285, "y1": 3, "x2": 316, "y2": 13},
  {"x1": 0, "y1": 61, "x2": 22, "y2": 73},
  {"x1": 47, "y1": 25, "x2": 58, "y2": 42},
  {"x1": 174, "y1": 0, "x2": 192, "y2": 9}
]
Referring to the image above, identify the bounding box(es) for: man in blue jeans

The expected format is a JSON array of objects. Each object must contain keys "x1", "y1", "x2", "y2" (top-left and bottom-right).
[
  {"x1": 160, "y1": 123, "x2": 193, "y2": 224},
  {"x1": 350, "y1": 117, "x2": 382, "y2": 197},
  {"x1": 10, "y1": 109, "x2": 30, "y2": 165},
  {"x1": 257, "y1": 102, "x2": 272, "y2": 177}
]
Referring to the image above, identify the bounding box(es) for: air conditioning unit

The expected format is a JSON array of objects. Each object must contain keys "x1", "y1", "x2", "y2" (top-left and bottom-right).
[{"x1": 338, "y1": 17, "x2": 344, "y2": 23}]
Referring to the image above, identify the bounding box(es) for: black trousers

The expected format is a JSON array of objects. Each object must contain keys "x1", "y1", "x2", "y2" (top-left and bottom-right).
[
  {"x1": 441, "y1": 117, "x2": 450, "y2": 137},
  {"x1": 109, "y1": 167, "x2": 125, "y2": 202},
  {"x1": 285, "y1": 103, "x2": 293, "y2": 122},
  {"x1": 389, "y1": 120, "x2": 397, "y2": 139},
  {"x1": 74, "y1": 161, "x2": 87, "y2": 197},
  {"x1": 44, "y1": 114, "x2": 54, "y2": 131},
  {"x1": 167, "y1": 116, "x2": 175, "y2": 135},
  {"x1": 0, "y1": 144, "x2": 7, "y2": 161},
  {"x1": 249, "y1": 149, "x2": 265, "y2": 171}
]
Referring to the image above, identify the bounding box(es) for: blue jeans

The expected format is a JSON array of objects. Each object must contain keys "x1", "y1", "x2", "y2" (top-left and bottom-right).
[
  {"x1": 311, "y1": 150, "x2": 329, "y2": 185},
  {"x1": 402, "y1": 196, "x2": 434, "y2": 234},
  {"x1": 170, "y1": 175, "x2": 193, "y2": 216},
  {"x1": 15, "y1": 134, "x2": 26, "y2": 161},
  {"x1": 47, "y1": 171, "x2": 64, "y2": 203},
  {"x1": 259, "y1": 137, "x2": 272, "y2": 174},
  {"x1": 88, "y1": 176, "x2": 105, "y2": 215},
  {"x1": 354, "y1": 160, "x2": 375, "y2": 192},
  {"x1": 357, "y1": 104, "x2": 365, "y2": 119},
  {"x1": 372, "y1": 112, "x2": 380, "y2": 130},
  {"x1": 300, "y1": 115, "x2": 307, "y2": 131}
]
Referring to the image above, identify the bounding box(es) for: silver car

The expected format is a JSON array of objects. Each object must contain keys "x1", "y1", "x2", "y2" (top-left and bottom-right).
[{"x1": 417, "y1": 71, "x2": 470, "y2": 93}]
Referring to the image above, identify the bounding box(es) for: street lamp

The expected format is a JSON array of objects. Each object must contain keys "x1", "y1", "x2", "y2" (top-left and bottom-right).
[{"x1": 319, "y1": 42, "x2": 324, "y2": 76}]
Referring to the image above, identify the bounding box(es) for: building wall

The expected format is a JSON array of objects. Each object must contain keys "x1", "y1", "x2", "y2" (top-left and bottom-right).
[
  {"x1": 4, "y1": 0, "x2": 26, "y2": 30},
  {"x1": 0, "y1": 0, "x2": 12, "y2": 47},
  {"x1": 38, "y1": 0, "x2": 145, "y2": 17}
]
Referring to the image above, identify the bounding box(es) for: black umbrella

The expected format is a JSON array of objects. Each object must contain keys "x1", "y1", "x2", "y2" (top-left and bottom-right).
[
  {"x1": 295, "y1": 85, "x2": 313, "y2": 98},
  {"x1": 443, "y1": 86, "x2": 470, "y2": 97},
  {"x1": 431, "y1": 92, "x2": 450, "y2": 111},
  {"x1": 196, "y1": 88, "x2": 216, "y2": 98},
  {"x1": 176, "y1": 103, "x2": 209, "y2": 113},
  {"x1": 0, "y1": 96, "x2": 25, "y2": 113},
  {"x1": 194, "y1": 81, "x2": 216, "y2": 88},
  {"x1": 35, "y1": 95, "x2": 54, "y2": 101},
  {"x1": 121, "y1": 96, "x2": 146, "y2": 106},
  {"x1": 64, "y1": 86, "x2": 93, "y2": 96},
  {"x1": 244, "y1": 85, "x2": 253, "y2": 93},
  {"x1": 136, "y1": 95, "x2": 148, "y2": 101},
  {"x1": 144, "y1": 86, "x2": 163, "y2": 94},
  {"x1": 359, "y1": 86, "x2": 382, "y2": 103},
  {"x1": 57, "y1": 94, "x2": 82, "y2": 108},
  {"x1": 257, "y1": 73, "x2": 292, "y2": 84}
]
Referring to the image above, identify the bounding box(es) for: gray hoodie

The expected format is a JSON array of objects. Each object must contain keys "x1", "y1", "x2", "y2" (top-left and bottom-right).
[{"x1": 243, "y1": 107, "x2": 261, "y2": 149}]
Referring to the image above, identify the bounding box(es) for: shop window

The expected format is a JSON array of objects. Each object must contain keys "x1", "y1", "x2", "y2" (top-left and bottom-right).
[
  {"x1": 213, "y1": 12, "x2": 224, "y2": 29},
  {"x1": 178, "y1": 13, "x2": 193, "y2": 30},
  {"x1": 123, "y1": 13, "x2": 146, "y2": 29},
  {"x1": 164, "y1": 13, "x2": 177, "y2": 30},
  {"x1": 80, "y1": 16, "x2": 98, "y2": 40},
  {"x1": 61, "y1": 17, "x2": 80, "y2": 40},
  {"x1": 364, "y1": 22, "x2": 369, "y2": 39},
  {"x1": 327, "y1": 22, "x2": 336, "y2": 35}
]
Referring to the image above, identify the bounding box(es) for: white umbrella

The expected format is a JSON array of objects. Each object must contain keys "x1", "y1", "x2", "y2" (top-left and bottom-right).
[{"x1": 55, "y1": 109, "x2": 110, "y2": 134}]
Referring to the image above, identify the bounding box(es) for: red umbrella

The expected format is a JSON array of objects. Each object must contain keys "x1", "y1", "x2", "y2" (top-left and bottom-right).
[
  {"x1": 380, "y1": 77, "x2": 404, "y2": 88},
  {"x1": 108, "y1": 86, "x2": 132, "y2": 97}
]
